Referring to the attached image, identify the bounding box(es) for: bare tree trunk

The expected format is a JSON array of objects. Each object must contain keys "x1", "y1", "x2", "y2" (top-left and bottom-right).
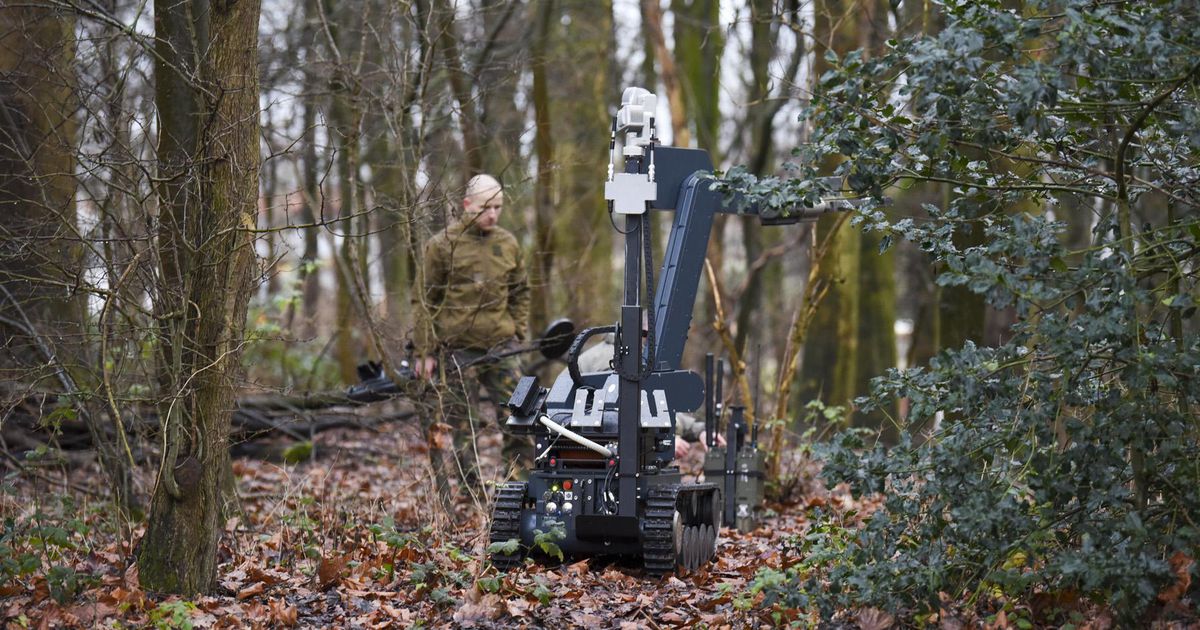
[
  {"x1": 529, "y1": 0, "x2": 556, "y2": 334},
  {"x1": 377, "y1": 5, "x2": 428, "y2": 332},
  {"x1": 935, "y1": 182, "x2": 986, "y2": 352},
  {"x1": 323, "y1": 0, "x2": 370, "y2": 384},
  {"x1": 736, "y1": 0, "x2": 806, "y2": 392},
  {"x1": 732, "y1": 0, "x2": 773, "y2": 360},
  {"x1": 0, "y1": 3, "x2": 140, "y2": 511},
  {"x1": 551, "y1": 0, "x2": 615, "y2": 325},
  {"x1": 894, "y1": 0, "x2": 946, "y2": 370},
  {"x1": 796, "y1": 0, "x2": 897, "y2": 434},
  {"x1": 426, "y1": 0, "x2": 483, "y2": 180},
  {"x1": 138, "y1": 0, "x2": 261, "y2": 595},
  {"x1": 477, "y1": 0, "x2": 524, "y2": 178},
  {"x1": 262, "y1": 118, "x2": 280, "y2": 297},
  {"x1": 671, "y1": 0, "x2": 722, "y2": 152},
  {"x1": 0, "y1": 5, "x2": 86, "y2": 366},
  {"x1": 332, "y1": 98, "x2": 364, "y2": 382},
  {"x1": 769, "y1": 214, "x2": 847, "y2": 476},
  {"x1": 640, "y1": 0, "x2": 688, "y2": 147},
  {"x1": 287, "y1": 0, "x2": 323, "y2": 338},
  {"x1": 371, "y1": 128, "x2": 411, "y2": 325},
  {"x1": 296, "y1": 73, "x2": 322, "y2": 337}
]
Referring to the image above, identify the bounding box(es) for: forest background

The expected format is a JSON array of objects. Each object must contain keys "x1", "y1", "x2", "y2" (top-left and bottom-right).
[{"x1": 1, "y1": 0, "x2": 1197, "y2": 626}]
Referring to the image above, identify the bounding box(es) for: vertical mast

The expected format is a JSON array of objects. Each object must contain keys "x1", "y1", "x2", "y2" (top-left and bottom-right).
[
  {"x1": 606, "y1": 87, "x2": 658, "y2": 517},
  {"x1": 616, "y1": 156, "x2": 642, "y2": 516}
]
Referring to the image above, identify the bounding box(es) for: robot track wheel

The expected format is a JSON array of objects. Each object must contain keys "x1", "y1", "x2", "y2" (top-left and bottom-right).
[
  {"x1": 644, "y1": 483, "x2": 721, "y2": 577},
  {"x1": 488, "y1": 482, "x2": 528, "y2": 571}
]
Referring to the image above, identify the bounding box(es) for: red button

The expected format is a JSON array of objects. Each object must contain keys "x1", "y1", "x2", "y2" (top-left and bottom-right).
[{"x1": 563, "y1": 480, "x2": 573, "y2": 491}]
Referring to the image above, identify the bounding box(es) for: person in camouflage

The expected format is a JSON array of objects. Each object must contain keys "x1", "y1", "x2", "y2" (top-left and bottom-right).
[{"x1": 412, "y1": 174, "x2": 531, "y2": 491}]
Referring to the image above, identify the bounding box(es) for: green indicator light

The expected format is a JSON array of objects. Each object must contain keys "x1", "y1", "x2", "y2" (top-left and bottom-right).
[{"x1": 551, "y1": 484, "x2": 560, "y2": 492}]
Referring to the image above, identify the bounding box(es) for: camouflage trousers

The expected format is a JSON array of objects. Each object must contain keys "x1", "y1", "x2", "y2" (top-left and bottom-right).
[{"x1": 423, "y1": 349, "x2": 532, "y2": 496}]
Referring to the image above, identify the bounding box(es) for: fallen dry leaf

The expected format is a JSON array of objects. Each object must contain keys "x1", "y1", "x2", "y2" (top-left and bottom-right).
[
  {"x1": 247, "y1": 566, "x2": 285, "y2": 586},
  {"x1": 317, "y1": 555, "x2": 347, "y2": 590},
  {"x1": 236, "y1": 582, "x2": 265, "y2": 600},
  {"x1": 854, "y1": 607, "x2": 895, "y2": 630},
  {"x1": 242, "y1": 601, "x2": 268, "y2": 625},
  {"x1": 572, "y1": 611, "x2": 607, "y2": 627},
  {"x1": 103, "y1": 586, "x2": 146, "y2": 610},
  {"x1": 1157, "y1": 551, "x2": 1194, "y2": 603},
  {"x1": 430, "y1": 422, "x2": 454, "y2": 450},
  {"x1": 190, "y1": 609, "x2": 219, "y2": 629},
  {"x1": 452, "y1": 593, "x2": 502, "y2": 626},
  {"x1": 505, "y1": 597, "x2": 530, "y2": 618},
  {"x1": 4, "y1": 406, "x2": 1188, "y2": 630},
  {"x1": 65, "y1": 602, "x2": 118, "y2": 627},
  {"x1": 660, "y1": 610, "x2": 688, "y2": 624},
  {"x1": 269, "y1": 598, "x2": 298, "y2": 627}
]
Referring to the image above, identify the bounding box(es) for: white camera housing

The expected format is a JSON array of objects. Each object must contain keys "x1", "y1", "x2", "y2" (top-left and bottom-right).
[{"x1": 616, "y1": 87, "x2": 656, "y2": 156}]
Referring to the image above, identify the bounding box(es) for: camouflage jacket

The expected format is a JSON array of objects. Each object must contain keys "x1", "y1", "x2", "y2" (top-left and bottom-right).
[{"x1": 412, "y1": 220, "x2": 530, "y2": 355}]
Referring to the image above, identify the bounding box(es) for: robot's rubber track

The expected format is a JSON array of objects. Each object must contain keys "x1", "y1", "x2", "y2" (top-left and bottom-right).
[
  {"x1": 643, "y1": 485, "x2": 679, "y2": 577},
  {"x1": 488, "y1": 482, "x2": 527, "y2": 571},
  {"x1": 643, "y1": 483, "x2": 720, "y2": 577}
]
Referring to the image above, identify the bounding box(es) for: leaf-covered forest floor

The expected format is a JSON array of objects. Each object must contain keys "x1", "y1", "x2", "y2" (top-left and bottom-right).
[
  {"x1": 4, "y1": 413, "x2": 1192, "y2": 628},
  {"x1": 2, "y1": 410, "x2": 847, "y2": 629}
]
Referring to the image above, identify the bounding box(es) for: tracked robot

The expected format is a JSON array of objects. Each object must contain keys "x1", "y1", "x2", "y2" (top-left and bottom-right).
[{"x1": 490, "y1": 87, "x2": 854, "y2": 575}]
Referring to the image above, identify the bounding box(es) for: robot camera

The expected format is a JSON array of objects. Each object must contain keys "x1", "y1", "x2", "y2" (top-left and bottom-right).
[{"x1": 617, "y1": 87, "x2": 657, "y2": 133}]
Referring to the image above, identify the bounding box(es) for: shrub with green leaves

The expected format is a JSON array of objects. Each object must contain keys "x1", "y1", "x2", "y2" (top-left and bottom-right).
[
  {"x1": 724, "y1": 0, "x2": 1200, "y2": 621},
  {"x1": 811, "y1": 215, "x2": 1200, "y2": 618}
]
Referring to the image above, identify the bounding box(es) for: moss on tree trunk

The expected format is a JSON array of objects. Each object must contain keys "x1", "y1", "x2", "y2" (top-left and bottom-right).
[
  {"x1": 0, "y1": 6, "x2": 85, "y2": 372},
  {"x1": 550, "y1": 0, "x2": 615, "y2": 323},
  {"x1": 138, "y1": 0, "x2": 260, "y2": 595}
]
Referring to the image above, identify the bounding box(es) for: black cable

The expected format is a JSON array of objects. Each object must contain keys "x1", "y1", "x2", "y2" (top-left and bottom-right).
[
  {"x1": 601, "y1": 462, "x2": 618, "y2": 514},
  {"x1": 607, "y1": 201, "x2": 638, "y2": 235},
  {"x1": 641, "y1": 210, "x2": 657, "y2": 377},
  {"x1": 641, "y1": 122, "x2": 659, "y2": 378},
  {"x1": 568, "y1": 325, "x2": 617, "y2": 385}
]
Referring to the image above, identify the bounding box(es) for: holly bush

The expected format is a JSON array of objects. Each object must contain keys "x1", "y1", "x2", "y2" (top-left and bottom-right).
[{"x1": 724, "y1": 0, "x2": 1200, "y2": 621}]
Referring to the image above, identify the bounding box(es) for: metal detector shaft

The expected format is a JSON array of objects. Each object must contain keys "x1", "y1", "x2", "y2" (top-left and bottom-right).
[{"x1": 458, "y1": 327, "x2": 576, "y2": 368}]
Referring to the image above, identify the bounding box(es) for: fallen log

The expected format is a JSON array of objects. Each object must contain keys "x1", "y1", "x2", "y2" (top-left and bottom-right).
[{"x1": 0, "y1": 386, "x2": 417, "y2": 458}]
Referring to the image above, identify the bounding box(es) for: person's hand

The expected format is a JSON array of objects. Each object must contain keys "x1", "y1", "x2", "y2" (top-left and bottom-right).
[
  {"x1": 415, "y1": 356, "x2": 437, "y2": 379},
  {"x1": 686, "y1": 433, "x2": 725, "y2": 456},
  {"x1": 674, "y1": 438, "x2": 691, "y2": 459}
]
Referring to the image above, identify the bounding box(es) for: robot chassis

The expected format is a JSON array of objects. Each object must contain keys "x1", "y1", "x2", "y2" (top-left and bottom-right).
[{"x1": 490, "y1": 87, "x2": 854, "y2": 576}]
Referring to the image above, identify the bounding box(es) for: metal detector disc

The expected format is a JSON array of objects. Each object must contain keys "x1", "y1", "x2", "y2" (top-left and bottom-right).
[{"x1": 538, "y1": 318, "x2": 576, "y2": 359}]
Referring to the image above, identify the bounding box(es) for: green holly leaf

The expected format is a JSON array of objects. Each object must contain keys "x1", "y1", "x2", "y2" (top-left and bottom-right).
[{"x1": 486, "y1": 538, "x2": 520, "y2": 556}]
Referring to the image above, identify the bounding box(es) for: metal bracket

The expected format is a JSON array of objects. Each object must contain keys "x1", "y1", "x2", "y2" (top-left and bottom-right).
[
  {"x1": 639, "y1": 389, "x2": 671, "y2": 428},
  {"x1": 605, "y1": 173, "x2": 656, "y2": 215},
  {"x1": 570, "y1": 388, "x2": 604, "y2": 427}
]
